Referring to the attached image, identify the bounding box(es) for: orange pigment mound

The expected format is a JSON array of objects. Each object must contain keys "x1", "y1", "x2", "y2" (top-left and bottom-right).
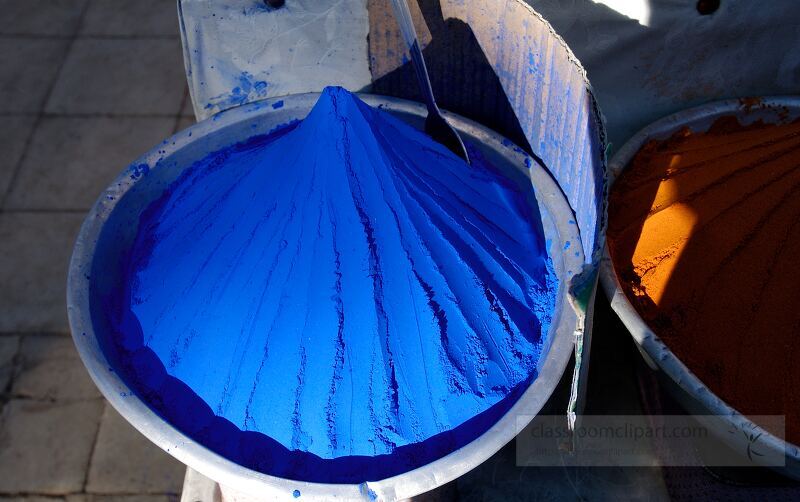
[{"x1": 607, "y1": 116, "x2": 800, "y2": 445}]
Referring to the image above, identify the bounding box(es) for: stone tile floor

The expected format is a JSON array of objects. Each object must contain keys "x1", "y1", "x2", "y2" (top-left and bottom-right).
[{"x1": 0, "y1": 0, "x2": 192, "y2": 499}]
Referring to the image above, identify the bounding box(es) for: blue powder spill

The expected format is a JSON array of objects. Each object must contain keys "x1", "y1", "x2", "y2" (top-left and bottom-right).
[
  {"x1": 97, "y1": 87, "x2": 557, "y2": 482},
  {"x1": 205, "y1": 71, "x2": 269, "y2": 112}
]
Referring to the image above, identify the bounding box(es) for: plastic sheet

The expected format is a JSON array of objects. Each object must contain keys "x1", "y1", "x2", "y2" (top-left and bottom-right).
[{"x1": 526, "y1": 0, "x2": 800, "y2": 153}]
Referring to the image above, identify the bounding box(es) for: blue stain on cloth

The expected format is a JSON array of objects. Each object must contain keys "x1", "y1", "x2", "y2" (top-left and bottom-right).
[
  {"x1": 204, "y1": 71, "x2": 269, "y2": 113},
  {"x1": 98, "y1": 87, "x2": 557, "y2": 482}
]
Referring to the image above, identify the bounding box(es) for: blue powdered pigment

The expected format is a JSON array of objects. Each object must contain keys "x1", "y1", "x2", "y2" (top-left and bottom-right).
[{"x1": 99, "y1": 87, "x2": 558, "y2": 482}]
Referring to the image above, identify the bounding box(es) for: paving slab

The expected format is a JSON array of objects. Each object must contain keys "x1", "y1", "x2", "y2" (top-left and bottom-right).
[
  {"x1": 0, "y1": 212, "x2": 84, "y2": 333},
  {"x1": 0, "y1": 497, "x2": 67, "y2": 502},
  {"x1": 0, "y1": 39, "x2": 71, "y2": 113},
  {"x1": 181, "y1": 88, "x2": 195, "y2": 118},
  {"x1": 87, "y1": 404, "x2": 184, "y2": 495},
  {"x1": 12, "y1": 335, "x2": 99, "y2": 401},
  {"x1": 46, "y1": 39, "x2": 185, "y2": 115},
  {"x1": 174, "y1": 116, "x2": 195, "y2": 134},
  {"x1": 81, "y1": 0, "x2": 179, "y2": 37},
  {"x1": 0, "y1": 0, "x2": 87, "y2": 36},
  {"x1": 0, "y1": 116, "x2": 36, "y2": 201},
  {"x1": 0, "y1": 399, "x2": 103, "y2": 494},
  {"x1": 6, "y1": 117, "x2": 175, "y2": 210},
  {"x1": 0, "y1": 336, "x2": 20, "y2": 392}
]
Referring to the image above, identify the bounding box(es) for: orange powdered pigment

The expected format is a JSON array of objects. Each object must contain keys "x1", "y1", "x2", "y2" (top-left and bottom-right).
[{"x1": 607, "y1": 116, "x2": 800, "y2": 444}]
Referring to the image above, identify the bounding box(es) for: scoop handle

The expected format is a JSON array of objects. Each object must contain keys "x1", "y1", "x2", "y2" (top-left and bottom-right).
[{"x1": 388, "y1": 0, "x2": 438, "y2": 114}]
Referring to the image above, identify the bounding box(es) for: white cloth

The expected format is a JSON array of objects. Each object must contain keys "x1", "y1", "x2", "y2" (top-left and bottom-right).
[{"x1": 179, "y1": 0, "x2": 372, "y2": 120}]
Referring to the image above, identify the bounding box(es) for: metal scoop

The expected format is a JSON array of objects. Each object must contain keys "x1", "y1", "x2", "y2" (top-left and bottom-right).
[{"x1": 389, "y1": 0, "x2": 470, "y2": 164}]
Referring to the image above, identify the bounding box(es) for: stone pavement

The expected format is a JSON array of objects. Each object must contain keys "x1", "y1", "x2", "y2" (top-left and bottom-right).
[{"x1": 0, "y1": 0, "x2": 193, "y2": 499}]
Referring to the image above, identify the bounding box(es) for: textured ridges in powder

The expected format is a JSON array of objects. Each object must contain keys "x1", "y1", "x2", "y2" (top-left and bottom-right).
[
  {"x1": 116, "y1": 87, "x2": 556, "y2": 459},
  {"x1": 608, "y1": 117, "x2": 800, "y2": 444},
  {"x1": 325, "y1": 209, "x2": 347, "y2": 454}
]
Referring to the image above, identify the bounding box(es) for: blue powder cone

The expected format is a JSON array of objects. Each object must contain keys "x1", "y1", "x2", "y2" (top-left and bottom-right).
[{"x1": 108, "y1": 86, "x2": 557, "y2": 478}]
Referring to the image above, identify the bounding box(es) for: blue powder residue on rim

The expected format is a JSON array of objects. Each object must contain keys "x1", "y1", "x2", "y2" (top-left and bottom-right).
[{"x1": 95, "y1": 87, "x2": 558, "y2": 482}]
